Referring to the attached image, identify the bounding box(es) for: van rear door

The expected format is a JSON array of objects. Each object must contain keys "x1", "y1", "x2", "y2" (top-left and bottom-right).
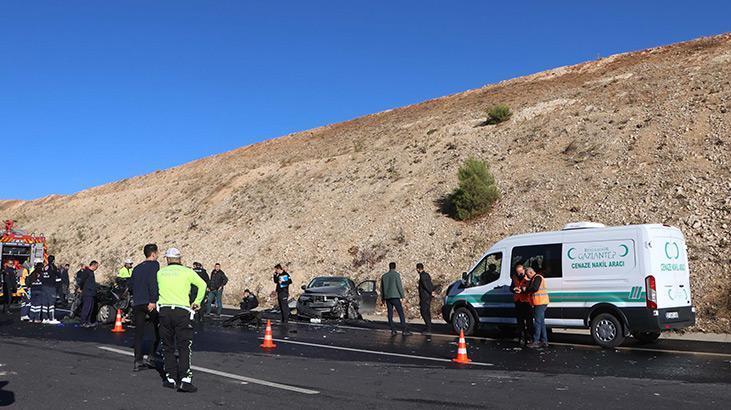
[{"x1": 648, "y1": 228, "x2": 692, "y2": 310}]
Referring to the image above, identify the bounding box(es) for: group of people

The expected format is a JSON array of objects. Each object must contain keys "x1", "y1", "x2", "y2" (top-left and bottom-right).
[
  {"x1": 378, "y1": 262, "x2": 437, "y2": 336},
  {"x1": 511, "y1": 263, "x2": 550, "y2": 348},
  {"x1": 1, "y1": 256, "x2": 72, "y2": 324}
]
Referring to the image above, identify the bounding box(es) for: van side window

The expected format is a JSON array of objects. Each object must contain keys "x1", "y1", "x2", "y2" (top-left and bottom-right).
[
  {"x1": 467, "y1": 252, "x2": 503, "y2": 287},
  {"x1": 511, "y1": 244, "x2": 563, "y2": 278}
]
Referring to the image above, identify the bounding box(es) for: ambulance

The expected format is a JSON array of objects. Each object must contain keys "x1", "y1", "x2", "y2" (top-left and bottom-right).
[{"x1": 442, "y1": 222, "x2": 696, "y2": 348}]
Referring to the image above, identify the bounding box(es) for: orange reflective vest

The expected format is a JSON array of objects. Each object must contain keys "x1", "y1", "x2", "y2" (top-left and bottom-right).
[
  {"x1": 530, "y1": 274, "x2": 550, "y2": 306},
  {"x1": 511, "y1": 275, "x2": 530, "y2": 303}
]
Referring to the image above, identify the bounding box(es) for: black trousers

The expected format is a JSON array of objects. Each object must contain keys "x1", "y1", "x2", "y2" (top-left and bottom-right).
[
  {"x1": 133, "y1": 304, "x2": 160, "y2": 362},
  {"x1": 515, "y1": 302, "x2": 533, "y2": 342},
  {"x1": 277, "y1": 293, "x2": 289, "y2": 323},
  {"x1": 1, "y1": 283, "x2": 11, "y2": 312},
  {"x1": 80, "y1": 295, "x2": 95, "y2": 324},
  {"x1": 419, "y1": 298, "x2": 432, "y2": 331},
  {"x1": 385, "y1": 298, "x2": 407, "y2": 331},
  {"x1": 159, "y1": 307, "x2": 194, "y2": 382}
]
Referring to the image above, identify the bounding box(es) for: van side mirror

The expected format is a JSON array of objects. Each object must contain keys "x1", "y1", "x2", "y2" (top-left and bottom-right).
[
  {"x1": 461, "y1": 272, "x2": 468, "y2": 284},
  {"x1": 301, "y1": 284, "x2": 307, "y2": 290}
]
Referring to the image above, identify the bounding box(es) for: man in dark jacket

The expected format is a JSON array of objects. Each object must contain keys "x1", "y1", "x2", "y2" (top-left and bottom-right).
[
  {"x1": 40, "y1": 256, "x2": 61, "y2": 324},
  {"x1": 191, "y1": 262, "x2": 209, "y2": 322},
  {"x1": 58, "y1": 263, "x2": 70, "y2": 305},
  {"x1": 239, "y1": 289, "x2": 259, "y2": 312},
  {"x1": 272, "y1": 264, "x2": 292, "y2": 324},
  {"x1": 381, "y1": 262, "x2": 411, "y2": 336},
  {"x1": 416, "y1": 263, "x2": 435, "y2": 335},
  {"x1": 206, "y1": 263, "x2": 228, "y2": 317},
  {"x1": 1, "y1": 260, "x2": 16, "y2": 314},
  {"x1": 79, "y1": 261, "x2": 99, "y2": 327},
  {"x1": 129, "y1": 244, "x2": 160, "y2": 371}
]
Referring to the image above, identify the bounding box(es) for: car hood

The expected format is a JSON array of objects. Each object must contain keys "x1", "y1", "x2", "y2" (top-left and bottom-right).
[{"x1": 303, "y1": 286, "x2": 349, "y2": 297}]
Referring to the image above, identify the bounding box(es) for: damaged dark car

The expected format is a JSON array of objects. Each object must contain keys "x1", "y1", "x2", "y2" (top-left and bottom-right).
[{"x1": 296, "y1": 276, "x2": 377, "y2": 320}]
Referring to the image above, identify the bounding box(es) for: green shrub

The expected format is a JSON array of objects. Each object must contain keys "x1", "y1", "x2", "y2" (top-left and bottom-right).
[
  {"x1": 485, "y1": 104, "x2": 512, "y2": 125},
  {"x1": 449, "y1": 157, "x2": 499, "y2": 220}
]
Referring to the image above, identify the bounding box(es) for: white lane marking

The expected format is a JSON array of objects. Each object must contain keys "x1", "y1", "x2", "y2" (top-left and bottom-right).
[
  {"x1": 270, "y1": 338, "x2": 494, "y2": 367},
  {"x1": 261, "y1": 319, "x2": 731, "y2": 358},
  {"x1": 97, "y1": 346, "x2": 319, "y2": 395}
]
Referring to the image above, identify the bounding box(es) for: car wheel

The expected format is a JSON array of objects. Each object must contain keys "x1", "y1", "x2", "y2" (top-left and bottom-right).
[
  {"x1": 634, "y1": 331, "x2": 661, "y2": 344},
  {"x1": 590, "y1": 313, "x2": 625, "y2": 348},
  {"x1": 97, "y1": 304, "x2": 114, "y2": 324},
  {"x1": 346, "y1": 303, "x2": 359, "y2": 320},
  {"x1": 451, "y1": 307, "x2": 476, "y2": 336}
]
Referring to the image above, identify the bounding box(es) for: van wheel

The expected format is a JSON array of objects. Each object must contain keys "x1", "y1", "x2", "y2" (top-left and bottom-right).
[
  {"x1": 590, "y1": 313, "x2": 625, "y2": 348},
  {"x1": 634, "y1": 331, "x2": 661, "y2": 344},
  {"x1": 451, "y1": 307, "x2": 476, "y2": 336}
]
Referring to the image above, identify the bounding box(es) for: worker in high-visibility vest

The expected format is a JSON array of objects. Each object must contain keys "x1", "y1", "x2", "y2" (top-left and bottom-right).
[
  {"x1": 118, "y1": 259, "x2": 133, "y2": 280},
  {"x1": 510, "y1": 263, "x2": 533, "y2": 346},
  {"x1": 524, "y1": 267, "x2": 550, "y2": 349}
]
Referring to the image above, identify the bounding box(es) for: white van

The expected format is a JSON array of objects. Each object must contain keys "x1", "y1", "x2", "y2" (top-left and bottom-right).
[{"x1": 442, "y1": 222, "x2": 696, "y2": 348}]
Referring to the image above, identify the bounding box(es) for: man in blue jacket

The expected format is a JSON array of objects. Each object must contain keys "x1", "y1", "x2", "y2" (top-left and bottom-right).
[{"x1": 129, "y1": 244, "x2": 160, "y2": 371}]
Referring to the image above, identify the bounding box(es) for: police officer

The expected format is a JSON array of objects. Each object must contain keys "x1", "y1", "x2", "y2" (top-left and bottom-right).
[
  {"x1": 416, "y1": 263, "x2": 435, "y2": 335},
  {"x1": 157, "y1": 248, "x2": 206, "y2": 393},
  {"x1": 272, "y1": 264, "x2": 292, "y2": 324}
]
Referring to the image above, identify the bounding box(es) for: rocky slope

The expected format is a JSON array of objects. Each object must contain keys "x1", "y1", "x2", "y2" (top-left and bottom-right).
[{"x1": 4, "y1": 34, "x2": 731, "y2": 331}]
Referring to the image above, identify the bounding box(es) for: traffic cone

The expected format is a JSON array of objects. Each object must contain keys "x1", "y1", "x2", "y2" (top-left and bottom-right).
[
  {"x1": 452, "y1": 330, "x2": 471, "y2": 364},
  {"x1": 111, "y1": 309, "x2": 126, "y2": 333},
  {"x1": 260, "y1": 320, "x2": 277, "y2": 349}
]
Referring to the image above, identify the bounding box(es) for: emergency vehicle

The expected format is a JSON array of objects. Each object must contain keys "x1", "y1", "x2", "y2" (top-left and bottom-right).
[
  {"x1": 442, "y1": 222, "x2": 696, "y2": 348},
  {"x1": 0, "y1": 219, "x2": 48, "y2": 298}
]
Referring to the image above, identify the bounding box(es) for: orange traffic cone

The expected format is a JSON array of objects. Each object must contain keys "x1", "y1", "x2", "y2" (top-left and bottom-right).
[
  {"x1": 452, "y1": 330, "x2": 471, "y2": 364},
  {"x1": 111, "y1": 309, "x2": 126, "y2": 333},
  {"x1": 260, "y1": 320, "x2": 277, "y2": 349}
]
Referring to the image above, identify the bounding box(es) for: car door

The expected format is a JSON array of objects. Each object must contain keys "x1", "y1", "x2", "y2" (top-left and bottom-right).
[{"x1": 356, "y1": 280, "x2": 378, "y2": 314}]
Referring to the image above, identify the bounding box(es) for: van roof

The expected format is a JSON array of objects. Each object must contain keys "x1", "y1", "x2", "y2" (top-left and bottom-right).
[{"x1": 492, "y1": 223, "x2": 677, "y2": 247}]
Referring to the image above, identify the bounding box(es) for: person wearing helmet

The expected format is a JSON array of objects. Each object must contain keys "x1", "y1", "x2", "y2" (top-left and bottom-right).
[
  {"x1": 26, "y1": 262, "x2": 44, "y2": 323},
  {"x1": 157, "y1": 248, "x2": 206, "y2": 393}
]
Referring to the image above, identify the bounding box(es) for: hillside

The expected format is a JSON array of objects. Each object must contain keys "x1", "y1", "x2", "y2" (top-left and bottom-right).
[{"x1": 3, "y1": 34, "x2": 731, "y2": 332}]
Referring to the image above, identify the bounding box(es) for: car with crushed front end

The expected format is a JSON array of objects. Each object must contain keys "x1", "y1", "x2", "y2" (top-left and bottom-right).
[{"x1": 296, "y1": 276, "x2": 377, "y2": 320}]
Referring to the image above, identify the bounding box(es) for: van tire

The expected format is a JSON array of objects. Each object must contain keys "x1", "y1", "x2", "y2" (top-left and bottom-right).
[
  {"x1": 451, "y1": 307, "x2": 477, "y2": 336},
  {"x1": 590, "y1": 313, "x2": 624, "y2": 348},
  {"x1": 634, "y1": 331, "x2": 661, "y2": 344}
]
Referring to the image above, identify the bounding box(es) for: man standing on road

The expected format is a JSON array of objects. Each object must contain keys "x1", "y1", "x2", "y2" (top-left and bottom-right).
[
  {"x1": 79, "y1": 261, "x2": 99, "y2": 328},
  {"x1": 1, "y1": 260, "x2": 16, "y2": 314},
  {"x1": 157, "y1": 248, "x2": 206, "y2": 393},
  {"x1": 130, "y1": 244, "x2": 160, "y2": 371},
  {"x1": 272, "y1": 264, "x2": 292, "y2": 324},
  {"x1": 191, "y1": 262, "x2": 209, "y2": 322},
  {"x1": 381, "y1": 262, "x2": 411, "y2": 336},
  {"x1": 41, "y1": 255, "x2": 61, "y2": 324},
  {"x1": 511, "y1": 263, "x2": 532, "y2": 346},
  {"x1": 523, "y1": 267, "x2": 550, "y2": 348},
  {"x1": 58, "y1": 263, "x2": 70, "y2": 306},
  {"x1": 416, "y1": 263, "x2": 435, "y2": 335},
  {"x1": 206, "y1": 263, "x2": 228, "y2": 318}
]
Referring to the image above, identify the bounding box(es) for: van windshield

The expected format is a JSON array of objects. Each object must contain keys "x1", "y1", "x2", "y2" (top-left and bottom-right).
[{"x1": 467, "y1": 252, "x2": 502, "y2": 287}]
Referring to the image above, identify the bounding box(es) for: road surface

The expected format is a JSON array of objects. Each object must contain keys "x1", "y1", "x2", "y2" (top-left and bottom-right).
[{"x1": 1, "y1": 307, "x2": 729, "y2": 409}]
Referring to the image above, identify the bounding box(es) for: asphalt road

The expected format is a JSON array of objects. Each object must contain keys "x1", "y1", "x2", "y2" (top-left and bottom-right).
[{"x1": 1, "y1": 306, "x2": 730, "y2": 409}]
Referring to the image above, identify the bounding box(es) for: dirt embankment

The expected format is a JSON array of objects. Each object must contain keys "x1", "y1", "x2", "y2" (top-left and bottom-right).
[{"x1": 4, "y1": 34, "x2": 731, "y2": 331}]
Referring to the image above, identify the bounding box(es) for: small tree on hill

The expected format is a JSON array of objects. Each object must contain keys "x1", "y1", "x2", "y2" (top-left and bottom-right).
[
  {"x1": 449, "y1": 157, "x2": 499, "y2": 221},
  {"x1": 485, "y1": 104, "x2": 512, "y2": 125}
]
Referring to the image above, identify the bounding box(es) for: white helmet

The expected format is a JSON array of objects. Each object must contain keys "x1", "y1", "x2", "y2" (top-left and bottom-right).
[
  {"x1": 124, "y1": 258, "x2": 133, "y2": 265},
  {"x1": 164, "y1": 248, "x2": 182, "y2": 258},
  {"x1": 34, "y1": 258, "x2": 43, "y2": 264}
]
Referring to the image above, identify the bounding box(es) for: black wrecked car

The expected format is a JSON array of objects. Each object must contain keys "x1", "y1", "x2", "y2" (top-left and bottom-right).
[{"x1": 296, "y1": 276, "x2": 377, "y2": 320}]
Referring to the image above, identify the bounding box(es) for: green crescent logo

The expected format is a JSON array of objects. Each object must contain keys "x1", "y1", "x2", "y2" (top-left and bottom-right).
[
  {"x1": 664, "y1": 242, "x2": 680, "y2": 259},
  {"x1": 567, "y1": 247, "x2": 576, "y2": 260},
  {"x1": 619, "y1": 244, "x2": 629, "y2": 257}
]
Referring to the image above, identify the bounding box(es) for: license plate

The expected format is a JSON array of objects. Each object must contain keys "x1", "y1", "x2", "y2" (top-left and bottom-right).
[{"x1": 666, "y1": 311, "x2": 679, "y2": 319}]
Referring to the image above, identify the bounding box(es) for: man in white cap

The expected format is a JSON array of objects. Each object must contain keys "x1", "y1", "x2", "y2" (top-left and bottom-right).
[
  {"x1": 156, "y1": 247, "x2": 206, "y2": 393},
  {"x1": 117, "y1": 258, "x2": 133, "y2": 282}
]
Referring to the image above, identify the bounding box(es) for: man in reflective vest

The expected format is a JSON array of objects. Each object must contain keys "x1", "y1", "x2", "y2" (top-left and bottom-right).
[
  {"x1": 157, "y1": 247, "x2": 206, "y2": 393},
  {"x1": 510, "y1": 263, "x2": 533, "y2": 346},
  {"x1": 523, "y1": 267, "x2": 550, "y2": 348}
]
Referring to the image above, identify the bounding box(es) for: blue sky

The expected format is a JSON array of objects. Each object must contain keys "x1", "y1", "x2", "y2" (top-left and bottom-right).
[{"x1": 1, "y1": 1, "x2": 729, "y2": 199}]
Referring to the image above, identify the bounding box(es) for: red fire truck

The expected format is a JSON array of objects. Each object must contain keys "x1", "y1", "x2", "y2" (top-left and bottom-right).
[{"x1": 1, "y1": 219, "x2": 47, "y2": 298}]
